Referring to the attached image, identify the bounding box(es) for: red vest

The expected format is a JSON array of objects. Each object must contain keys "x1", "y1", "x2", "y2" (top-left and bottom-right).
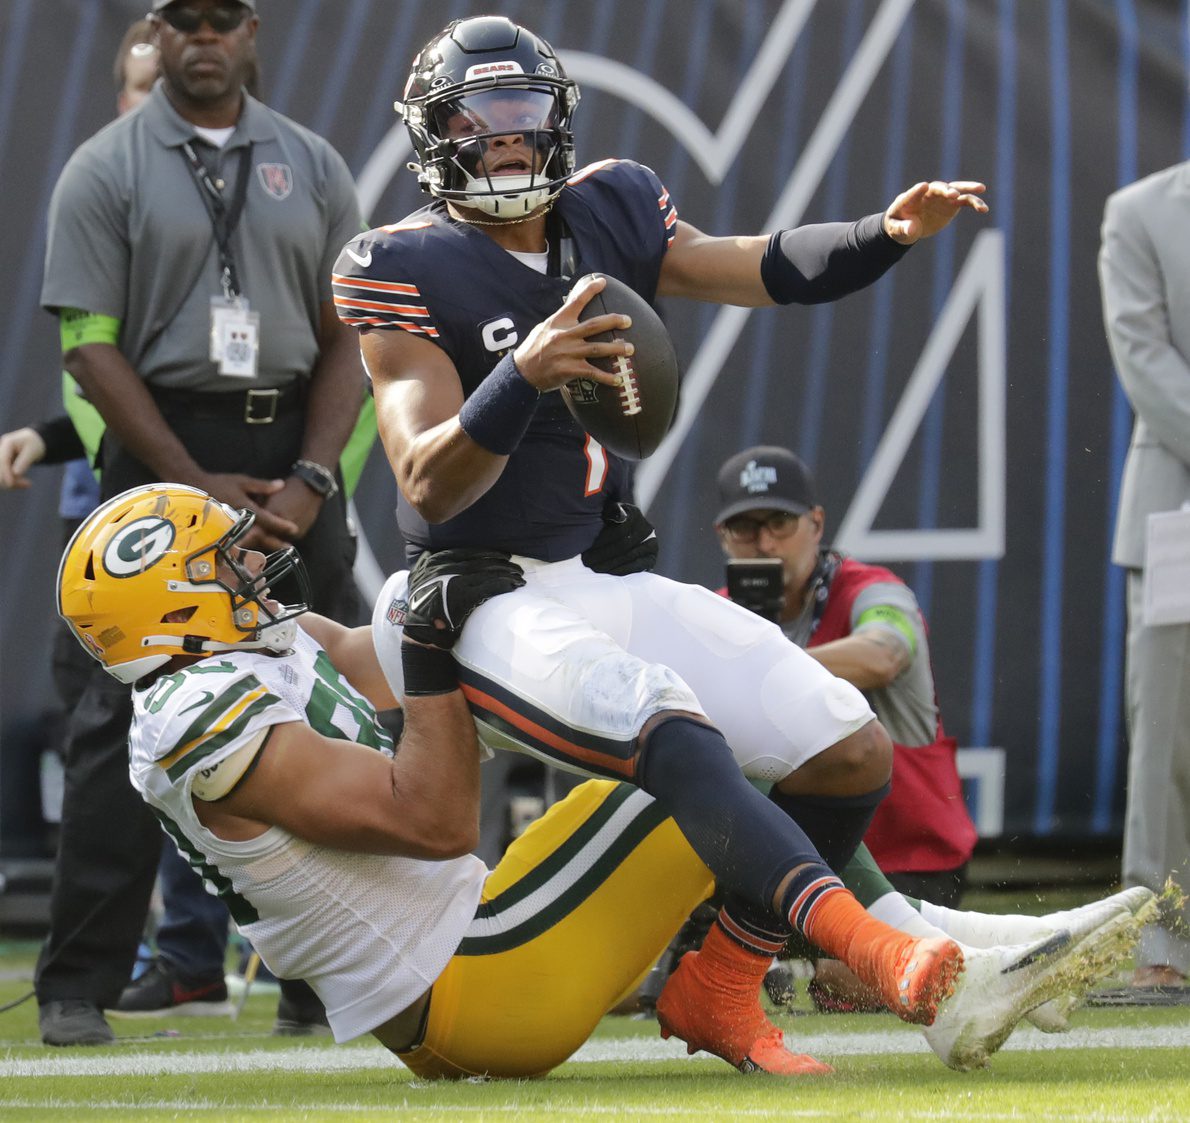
[{"x1": 809, "y1": 558, "x2": 977, "y2": 872}]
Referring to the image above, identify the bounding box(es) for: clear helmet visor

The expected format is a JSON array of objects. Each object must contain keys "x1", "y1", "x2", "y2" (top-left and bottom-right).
[{"x1": 431, "y1": 87, "x2": 564, "y2": 209}]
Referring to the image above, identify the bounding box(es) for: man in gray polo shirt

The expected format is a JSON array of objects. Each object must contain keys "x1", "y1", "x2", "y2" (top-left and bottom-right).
[{"x1": 38, "y1": 0, "x2": 366, "y2": 1046}]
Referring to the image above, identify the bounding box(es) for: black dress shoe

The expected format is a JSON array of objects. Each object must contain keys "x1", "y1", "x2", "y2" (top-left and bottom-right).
[
  {"x1": 39, "y1": 1000, "x2": 115, "y2": 1046},
  {"x1": 273, "y1": 978, "x2": 331, "y2": 1036}
]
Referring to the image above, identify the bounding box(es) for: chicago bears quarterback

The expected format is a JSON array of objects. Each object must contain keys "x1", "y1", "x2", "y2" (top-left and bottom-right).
[{"x1": 332, "y1": 16, "x2": 1001, "y2": 1073}]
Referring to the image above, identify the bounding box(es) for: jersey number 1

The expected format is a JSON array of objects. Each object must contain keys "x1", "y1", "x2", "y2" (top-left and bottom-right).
[{"x1": 583, "y1": 435, "x2": 607, "y2": 496}]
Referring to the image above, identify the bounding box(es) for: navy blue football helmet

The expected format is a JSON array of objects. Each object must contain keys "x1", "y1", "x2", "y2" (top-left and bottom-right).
[{"x1": 399, "y1": 17, "x2": 580, "y2": 218}]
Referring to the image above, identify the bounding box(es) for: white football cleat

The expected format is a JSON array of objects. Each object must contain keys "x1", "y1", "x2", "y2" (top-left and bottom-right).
[
  {"x1": 1111, "y1": 885, "x2": 1161, "y2": 917},
  {"x1": 925, "y1": 904, "x2": 1139, "y2": 1070},
  {"x1": 1024, "y1": 887, "x2": 1159, "y2": 1032},
  {"x1": 1024, "y1": 992, "x2": 1081, "y2": 1033},
  {"x1": 924, "y1": 932, "x2": 1074, "y2": 1070},
  {"x1": 1028, "y1": 886, "x2": 1155, "y2": 937}
]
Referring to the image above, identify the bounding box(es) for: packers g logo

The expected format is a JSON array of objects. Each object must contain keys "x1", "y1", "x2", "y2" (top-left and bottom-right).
[{"x1": 103, "y1": 517, "x2": 176, "y2": 578}]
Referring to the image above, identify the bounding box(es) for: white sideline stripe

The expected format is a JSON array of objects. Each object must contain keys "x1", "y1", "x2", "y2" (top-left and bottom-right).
[
  {"x1": 3, "y1": 1025, "x2": 1190, "y2": 1079},
  {"x1": 2, "y1": 1106, "x2": 1150, "y2": 1122}
]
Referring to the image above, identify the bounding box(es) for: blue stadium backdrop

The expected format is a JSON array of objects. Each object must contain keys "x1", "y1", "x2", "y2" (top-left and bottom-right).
[{"x1": 0, "y1": 0, "x2": 1187, "y2": 855}]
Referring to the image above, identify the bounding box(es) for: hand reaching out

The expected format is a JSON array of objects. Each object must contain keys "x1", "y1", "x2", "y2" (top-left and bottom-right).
[
  {"x1": 883, "y1": 181, "x2": 988, "y2": 245},
  {"x1": 0, "y1": 427, "x2": 47, "y2": 489}
]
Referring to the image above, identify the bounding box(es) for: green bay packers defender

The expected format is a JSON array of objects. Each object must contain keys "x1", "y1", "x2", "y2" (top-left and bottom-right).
[
  {"x1": 65, "y1": 483, "x2": 912, "y2": 1076},
  {"x1": 55, "y1": 483, "x2": 716, "y2": 1076}
]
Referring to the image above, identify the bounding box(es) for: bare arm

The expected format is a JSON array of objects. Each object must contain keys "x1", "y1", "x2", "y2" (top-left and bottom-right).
[
  {"x1": 658, "y1": 181, "x2": 988, "y2": 306},
  {"x1": 64, "y1": 340, "x2": 299, "y2": 549},
  {"x1": 298, "y1": 614, "x2": 398, "y2": 711},
  {"x1": 657, "y1": 223, "x2": 773, "y2": 305},
  {"x1": 193, "y1": 682, "x2": 479, "y2": 859},
  {"x1": 364, "y1": 274, "x2": 624, "y2": 524},
  {"x1": 66, "y1": 342, "x2": 209, "y2": 483},
  {"x1": 808, "y1": 631, "x2": 912, "y2": 691},
  {"x1": 260, "y1": 302, "x2": 367, "y2": 538},
  {"x1": 364, "y1": 327, "x2": 495, "y2": 524},
  {"x1": 193, "y1": 545, "x2": 525, "y2": 856},
  {"x1": 302, "y1": 302, "x2": 368, "y2": 467}
]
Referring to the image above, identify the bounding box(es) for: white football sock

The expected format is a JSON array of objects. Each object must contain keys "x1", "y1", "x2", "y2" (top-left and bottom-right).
[
  {"x1": 919, "y1": 901, "x2": 1052, "y2": 948},
  {"x1": 866, "y1": 891, "x2": 945, "y2": 938}
]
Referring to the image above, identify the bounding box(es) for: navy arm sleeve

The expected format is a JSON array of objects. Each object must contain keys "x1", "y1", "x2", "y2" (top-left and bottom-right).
[{"x1": 760, "y1": 212, "x2": 910, "y2": 305}]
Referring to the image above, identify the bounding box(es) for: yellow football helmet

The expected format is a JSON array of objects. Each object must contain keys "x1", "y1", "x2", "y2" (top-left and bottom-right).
[{"x1": 58, "y1": 484, "x2": 310, "y2": 684}]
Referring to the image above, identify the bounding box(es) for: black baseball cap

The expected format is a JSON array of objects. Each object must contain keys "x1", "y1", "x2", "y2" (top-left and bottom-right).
[
  {"x1": 152, "y1": 0, "x2": 256, "y2": 10},
  {"x1": 714, "y1": 446, "x2": 818, "y2": 525}
]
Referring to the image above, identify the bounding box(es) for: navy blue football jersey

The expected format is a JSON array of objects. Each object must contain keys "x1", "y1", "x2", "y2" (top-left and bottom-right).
[{"x1": 333, "y1": 159, "x2": 678, "y2": 561}]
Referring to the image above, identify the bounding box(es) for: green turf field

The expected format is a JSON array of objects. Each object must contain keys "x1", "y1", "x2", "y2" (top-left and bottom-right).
[{"x1": 3, "y1": 925, "x2": 1188, "y2": 1123}]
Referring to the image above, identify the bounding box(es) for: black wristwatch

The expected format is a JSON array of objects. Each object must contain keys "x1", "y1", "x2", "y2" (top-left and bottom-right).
[{"x1": 291, "y1": 458, "x2": 339, "y2": 500}]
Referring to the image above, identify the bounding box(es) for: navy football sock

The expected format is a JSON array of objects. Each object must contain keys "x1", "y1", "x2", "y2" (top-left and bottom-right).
[
  {"x1": 717, "y1": 894, "x2": 793, "y2": 954},
  {"x1": 719, "y1": 861, "x2": 857, "y2": 953},
  {"x1": 768, "y1": 782, "x2": 891, "y2": 874},
  {"x1": 635, "y1": 716, "x2": 829, "y2": 914}
]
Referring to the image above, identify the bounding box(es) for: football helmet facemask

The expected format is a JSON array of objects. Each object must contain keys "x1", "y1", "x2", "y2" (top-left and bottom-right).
[
  {"x1": 399, "y1": 16, "x2": 580, "y2": 218},
  {"x1": 58, "y1": 484, "x2": 310, "y2": 684}
]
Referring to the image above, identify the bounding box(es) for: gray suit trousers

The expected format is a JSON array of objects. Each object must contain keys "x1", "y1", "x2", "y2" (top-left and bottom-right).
[{"x1": 1124, "y1": 571, "x2": 1190, "y2": 973}]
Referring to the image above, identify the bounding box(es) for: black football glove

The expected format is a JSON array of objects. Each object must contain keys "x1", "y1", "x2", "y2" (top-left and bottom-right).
[
  {"x1": 402, "y1": 548, "x2": 525, "y2": 649},
  {"x1": 581, "y1": 502, "x2": 659, "y2": 576}
]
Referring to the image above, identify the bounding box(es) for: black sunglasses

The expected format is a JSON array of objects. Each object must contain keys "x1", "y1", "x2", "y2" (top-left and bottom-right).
[{"x1": 157, "y1": 4, "x2": 251, "y2": 34}]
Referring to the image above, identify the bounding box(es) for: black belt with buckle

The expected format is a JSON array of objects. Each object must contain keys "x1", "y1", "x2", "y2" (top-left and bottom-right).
[{"x1": 150, "y1": 383, "x2": 306, "y2": 425}]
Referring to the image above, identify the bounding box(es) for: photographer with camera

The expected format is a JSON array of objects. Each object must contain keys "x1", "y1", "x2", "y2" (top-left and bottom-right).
[{"x1": 714, "y1": 445, "x2": 977, "y2": 1009}]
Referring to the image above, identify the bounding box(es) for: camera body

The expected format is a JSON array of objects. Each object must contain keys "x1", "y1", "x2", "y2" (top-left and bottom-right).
[{"x1": 725, "y1": 558, "x2": 785, "y2": 623}]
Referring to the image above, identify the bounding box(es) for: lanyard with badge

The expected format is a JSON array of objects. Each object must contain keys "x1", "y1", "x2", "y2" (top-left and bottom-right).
[{"x1": 182, "y1": 140, "x2": 259, "y2": 378}]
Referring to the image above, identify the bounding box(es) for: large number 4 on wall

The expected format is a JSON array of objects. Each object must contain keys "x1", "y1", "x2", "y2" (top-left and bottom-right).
[{"x1": 835, "y1": 229, "x2": 1007, "y2": 563}]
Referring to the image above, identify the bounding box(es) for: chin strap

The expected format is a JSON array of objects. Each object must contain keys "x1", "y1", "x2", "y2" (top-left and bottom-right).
[
  {"x1": 450, "y1": 198, "x2": 556, "y2": 227},
  {"x1": 256, "y1": 618, "x2": 299, "y2": 652},
  {"x1": 138, "y1": 617, "x2": 299, "y2": 659}
]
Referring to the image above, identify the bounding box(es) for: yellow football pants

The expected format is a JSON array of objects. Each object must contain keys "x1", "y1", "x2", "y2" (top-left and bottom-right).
[{"x1": 397, "y1": 781, "x2": 714, "y2": 1079}]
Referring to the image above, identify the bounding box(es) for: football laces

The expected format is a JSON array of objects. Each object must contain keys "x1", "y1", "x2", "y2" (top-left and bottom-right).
[{"x1": 613, "y1": 355, "x2": 642, "y2": 416}]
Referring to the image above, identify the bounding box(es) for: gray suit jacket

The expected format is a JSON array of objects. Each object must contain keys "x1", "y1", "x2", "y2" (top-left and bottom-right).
[{"x1": 1099, "y1": 162, "x2": 1190, "y2": 569}]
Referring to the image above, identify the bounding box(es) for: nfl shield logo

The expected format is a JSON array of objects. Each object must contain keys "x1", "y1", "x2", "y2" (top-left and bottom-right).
[
  {"x1": 564, "y1": 377, "x2": 600, "y2": 405},
  {"x1": 256, "y1": 163, "x2": 293, "y2": 200}
]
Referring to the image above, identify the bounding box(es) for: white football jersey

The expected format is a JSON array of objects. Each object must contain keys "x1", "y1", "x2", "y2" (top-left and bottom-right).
[{"x1": 128, "y1": 628, "x2": 487, "y2": 1042}]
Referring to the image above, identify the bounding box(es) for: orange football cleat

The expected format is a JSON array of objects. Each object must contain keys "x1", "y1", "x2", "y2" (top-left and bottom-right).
[
  {"x1": 879, "y1": 936, "x2": 965, "y2": 1025},
  {"x1": 656, "y1": 950, "x2": 833, "y2": 1076}
]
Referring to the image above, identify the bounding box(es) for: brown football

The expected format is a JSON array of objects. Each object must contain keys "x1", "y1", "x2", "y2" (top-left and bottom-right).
[{"x1": 562, "y1": 273, "x2": 679, "y2": 461}]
